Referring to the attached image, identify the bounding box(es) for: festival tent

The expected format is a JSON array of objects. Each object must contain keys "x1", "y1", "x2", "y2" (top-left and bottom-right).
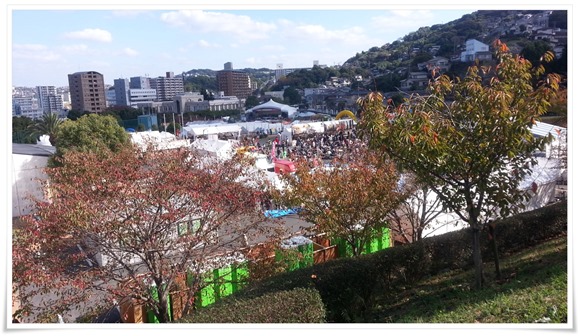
[
  {"x1": 130, "y1": 131, "x2": 189, "y2": 151},
  {"x1": 190, "y1": 139, "x2": 237, "y2": 161},
  {"x1": 182, "y1": 124, "x2": 242, "y2": 138}
]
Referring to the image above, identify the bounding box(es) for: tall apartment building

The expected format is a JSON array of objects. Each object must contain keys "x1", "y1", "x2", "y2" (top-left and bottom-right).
[
  {"x1": 12, "y1": 96, "x2": 41, "y2": 118},
  {"x1": 149, "y1": 72, "x2": 184, "y2": 101},
  {"x1": 114, "y1": 78, "x2": 131, "y2": 106},
  {"x1": 67, "y1": 71, "x2": 106, "y2": 113},
  {"x1": 130, "y1": 76, "x2": 151, "y2": 89},
  {"x1": 216, "y1": 62, "x2": 252, "y2": 99},
  {"x1": 36, "y1": 86, "x2": 64, "y2": 113}
]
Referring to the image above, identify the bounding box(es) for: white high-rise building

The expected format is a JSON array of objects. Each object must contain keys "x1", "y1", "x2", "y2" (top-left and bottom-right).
[{"x1": 36, "y1": 86, "x2": 63, "y2": 113}]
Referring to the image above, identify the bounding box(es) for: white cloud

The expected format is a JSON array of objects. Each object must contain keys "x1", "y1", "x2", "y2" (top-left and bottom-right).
[
  {"x1": 160, "y1": 10, "x2": 276, "y2": 41},
  {"x1": 63, "y1": 28, "x2": 112, "y2": 43},
  {"x1": 61, "y1": 44, "x2": 89, "y2": 53},
  {"x1": 12, "y1": 44, "x2": 61, "y2": 61},
  {"x1": 371, "y1": 10, "x2": 437, "y2": 31},
  {"x1": 121, "y1": 47, "x2": 139, "y2": 57},
  {"x1": 283, "y1": 23, "x2": 380, "y2": 47},
  {"x1": 198, "y1": 39, "x2": 220, "y2": 48},
  {"x1": 260, "y1": 44, "x2": 286, "y2": 52}
]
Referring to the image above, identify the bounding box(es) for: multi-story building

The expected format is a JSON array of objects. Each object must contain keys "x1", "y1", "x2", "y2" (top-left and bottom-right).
[
  {"x1": 150, "y1": 72, "x2": 185, "y2": 101},
  {"x1": 216, "y1": 62, "x2": 253, "y2": 99},
  {"x1": 460, "y1": 39, "x2": 492, "y2": 62},
  {"x1": 130, "y1": 76, "x2": 151, "y2": 89},
  {"x1": 114, "y1": 78, "x2": 131, "y2": 106},
  {"x1": 36, "y1": 86, "x2": 64, "y2": 113},
  {"x1": 67, "y1": 71, "x2": 106, "y2": 113},
  {"x1": 12, "y1": 96, "x2": 41, "y2": 118},
  {"x1": 129, "y1": 89, "x2": 158, "y2": 107}
]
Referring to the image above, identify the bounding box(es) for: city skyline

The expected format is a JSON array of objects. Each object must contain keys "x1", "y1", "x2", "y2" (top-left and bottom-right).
[{"x1": 11, "y1": 8, "x2": 477, "y2": 88}]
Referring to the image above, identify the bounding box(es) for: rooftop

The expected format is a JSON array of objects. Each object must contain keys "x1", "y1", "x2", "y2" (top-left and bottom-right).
[{"x1": 12, "y1": 143, "x2": 56, "y2": 157}]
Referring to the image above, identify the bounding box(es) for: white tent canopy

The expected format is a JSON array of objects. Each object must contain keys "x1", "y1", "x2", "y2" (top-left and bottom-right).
[
  {"x1": 130, "y1": 131, "x2": 190, "y2": 150},
  {"x1": 245, "y1": 99, "x2": 298, "y2": 118},
  {"x1": 182, "y1": 124, "x2": 242, "y2": 138}
]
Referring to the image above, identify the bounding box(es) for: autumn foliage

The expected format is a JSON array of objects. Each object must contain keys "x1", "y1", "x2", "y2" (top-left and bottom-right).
[
  {"x1": 12, "y1": 143, "x2": 278, "y2": 323},
  {"x1": 274, "y1": 146, "x2": 405, "y2": 256},
  {"x1": 357, "y1": 40, "x2": 561, "y2": 289}
]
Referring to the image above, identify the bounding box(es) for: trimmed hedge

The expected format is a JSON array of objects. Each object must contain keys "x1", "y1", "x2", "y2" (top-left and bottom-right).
[
  {"x1": 178, "y1": 201, "x2": 567, "y2": 323},
  {"x1": 177, "y1": 287, "x2": 326, "y2": 323}
]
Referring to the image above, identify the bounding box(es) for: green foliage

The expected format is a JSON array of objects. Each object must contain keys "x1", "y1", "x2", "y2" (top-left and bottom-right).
[
  {"x1": 521, "y1": 40, "x2": 553, "y2": 66},
  {"x1": 283, "y1": 86, "x2": 301, "y2": 105},
  {"x1": 183, "y1": 75, "x2": 217, "y2": 92},
  {"x1": 12, "y1": 116, "x2": 36, "y2": 144},
  {"x1": 51, "y1": 113, "x2": 130, "y2": 166},
  {"x1": 137, "y1": 124, "x2": 146, "y2": 132},
  {"x1": 222, "y1": 201, "x2": 565, "y2": 322},
  {"x1": 178, "y1": 287, "x2": 326, "y2": 323},
  {"x1": 165, "y1": 122, "x2": 181, "y2": 135},
  {"x1": 27, "y1": 112, "x2": 64, "y2": 146},
  {"x1": 102, "y1": 106, "x2": 141, "y2": 121},
  {"x1": 244, "y1": 95, "x2": 260, "y2": 109},
  {"x1": 371, "y1": 235, "x2": 567, "y2": 323},
  {"x1": 270, "y1": 66, "x2": 339, "y2": 91},
  {"x1": 66, "y1": 109, "x2": 86, "y2": 121},
  {"x1": 359, "y1": 41, "x2": 560, "y2": 228}
]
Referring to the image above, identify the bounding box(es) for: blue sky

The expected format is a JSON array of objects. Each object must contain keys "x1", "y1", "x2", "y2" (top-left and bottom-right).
[{"x1": 11, "y1": 8, "x2": 477, "y2": 87}]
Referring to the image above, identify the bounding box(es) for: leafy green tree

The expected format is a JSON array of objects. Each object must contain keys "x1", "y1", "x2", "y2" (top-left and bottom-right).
[
  {"x1": 166, "y1": 122, "x2": 182, "y2": 135},
  {"x1": 283, "y1": 87, "x2": 301, "y2": 105},
  {"x1": 103, "y1": 106, "x2": 141, "y2": 121},
  {"x1": 51, "y1": 114, "x2": 130, "y2": 166},
  {"x1": 66, "y1": 109, "x2": 86, "y2": 121},
  {"x1": 27, "y1": 112, "x2": 64, "y2": 146},
  {"x1": 358, "y1": 40, "x2": 560, "y2": 289},
  {"x1": 12, "y1": 116, "x2": 36, "y2": 144},
  {"x1": 521, "y1": 40, "x2": 553, "y2": 67},
  {"x1": 245, "y1": 95, "x2": 260, "y2": 109}
]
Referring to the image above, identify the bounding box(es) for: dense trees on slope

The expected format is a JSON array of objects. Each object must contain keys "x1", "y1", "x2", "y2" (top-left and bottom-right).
[{"x1": 358, "y1": 40, "x2": 560, "y2": 289}]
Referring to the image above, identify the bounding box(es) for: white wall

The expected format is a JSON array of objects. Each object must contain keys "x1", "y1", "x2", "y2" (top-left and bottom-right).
[{"x1": 12, "y1": 154, "x2": 50, "y2": 217}]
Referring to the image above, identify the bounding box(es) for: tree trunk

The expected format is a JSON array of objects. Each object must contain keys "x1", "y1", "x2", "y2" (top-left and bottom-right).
[
  {"x1": 158, "y1": 292, "x2": 170, "y2": 323},
  {"x1": 471, "y1": 227, "x2": 484, "y2": 290}
]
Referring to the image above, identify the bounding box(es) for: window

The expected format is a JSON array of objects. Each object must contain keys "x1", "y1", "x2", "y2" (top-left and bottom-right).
[{"x1": 177, "y1": 218, "x2": 202, "y2": 236}]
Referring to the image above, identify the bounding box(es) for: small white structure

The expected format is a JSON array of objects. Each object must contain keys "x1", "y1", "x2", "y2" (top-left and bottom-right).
[
  {"x1": 191, "y1": 139, "x2": 237, "y2": 161},
  {"x1": 12, "y1": 143, "x2": 56, "y2": 217},
  {"x1": 129, "y1": 130, "x2": 189, "y2": 151},
  {"x1": 36, "y1": 134, "x2": 52, "y2": 146},
  {"x1": 182, "y1": 123, "x2": 241, "y2": 139}
]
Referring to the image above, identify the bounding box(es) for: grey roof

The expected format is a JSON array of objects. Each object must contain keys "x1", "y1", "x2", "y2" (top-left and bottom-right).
[
  {"x1": 530, "y1": 121, "x2": 567, "y2": 138},
  {"x1": 12, "y1": 143, "x2": 56, "y2": 157}
]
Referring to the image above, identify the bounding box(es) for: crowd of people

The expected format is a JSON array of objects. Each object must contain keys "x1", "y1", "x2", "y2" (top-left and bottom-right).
[{"x1": 237, "y1": 128, "x2": 365, "y2": 163}]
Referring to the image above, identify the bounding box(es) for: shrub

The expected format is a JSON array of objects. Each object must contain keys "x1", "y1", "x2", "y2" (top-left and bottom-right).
[
  {"x1": 179, "y1": 201, "x2": 567, "y2": 323},
  {"x1": 178, "y1": 287, "x2": 325, "y2": 323}
]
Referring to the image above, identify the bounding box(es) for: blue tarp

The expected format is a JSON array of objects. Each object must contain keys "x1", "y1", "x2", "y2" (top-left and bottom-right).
[{"x1": 264, "y1": 208, "x2": 300, "y2": 218}]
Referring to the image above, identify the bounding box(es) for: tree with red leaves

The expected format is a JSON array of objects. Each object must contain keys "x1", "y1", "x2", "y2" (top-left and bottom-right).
[
  {"x1": 12, "y1": 143, "x2": 278, "y2": 323},
  {"x1": 274, "y1": 146, "x2": 405, "y2": 256}
]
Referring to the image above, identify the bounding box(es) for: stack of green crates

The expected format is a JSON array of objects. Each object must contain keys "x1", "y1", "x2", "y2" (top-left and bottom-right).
[
  {"x1": 275, "y1": 235, "x2": 314, "y2": 271},
  {"x1": 333, "y1": 227, "x2": 391, "y2": 258},
  {"x1": 194, "y1": 262, "x2": 250, "y2": 308},
  {"x1": 146, "y1": 283, "x2": 172, "y2": 323}
]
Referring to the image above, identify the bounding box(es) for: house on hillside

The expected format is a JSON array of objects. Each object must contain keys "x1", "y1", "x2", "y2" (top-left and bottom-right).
[
  {"x1": 460, "y1": 39, "x2": 492, "y2": 62},
  {"x1": 399, "y1": 72, "x2": 429, "y2": 91},
  {"x1": 418, "y1": 57, "x2": 450, "y2": 74}
]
